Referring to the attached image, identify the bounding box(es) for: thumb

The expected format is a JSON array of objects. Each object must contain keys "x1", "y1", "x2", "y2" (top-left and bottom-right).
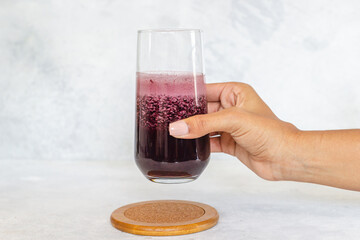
[{"x1": 169, "y1": 107, "x2": 246, "y2": 139}]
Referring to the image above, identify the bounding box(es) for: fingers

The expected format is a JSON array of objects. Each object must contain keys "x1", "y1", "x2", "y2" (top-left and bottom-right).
[
  {"x1": 206, "y1": 82, "x2": 250, "y2": 102},
  {"x1": 210, "y1": 133, "x2": 235, "y2": 155},
  {"x1": 206, "y1": 83, "x2": 226, "y2": 102},
  {"x1": 209, "y1": 132, "x2": 221, "y2": 137},
  {"x1": 206, "y1": 82, "x2": 277, "y2": 119},
  {"x1": 210, "y1": 133, "x2": 235, "y2": 154},
  {"x1": 210, "y1": 137, "x2": 222, "y2": 152},
  {"x1": 207, "y1": 102, "x2": 221, "y2": 113},
  {"x1": 169, "y1": 107, "x2": 244, "y2": 139},
  {"x1": 210, "y1": 136, "x2": 252, "y2": 171}
]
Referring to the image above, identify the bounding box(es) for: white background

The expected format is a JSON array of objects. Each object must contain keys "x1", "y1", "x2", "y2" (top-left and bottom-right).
[{"x1": 0, "y1": 0, "x2": 359, "y2": 161}]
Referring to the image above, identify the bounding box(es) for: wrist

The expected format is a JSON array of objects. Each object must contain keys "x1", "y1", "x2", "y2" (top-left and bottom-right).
[{"x1": 280, "y1": 129, "x2": 320, "y2": 183}]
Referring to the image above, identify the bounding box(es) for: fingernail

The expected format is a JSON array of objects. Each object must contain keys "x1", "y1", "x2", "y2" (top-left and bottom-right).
[{"x1": 169, "y1": 121, "x2": 189, "y2": 136}]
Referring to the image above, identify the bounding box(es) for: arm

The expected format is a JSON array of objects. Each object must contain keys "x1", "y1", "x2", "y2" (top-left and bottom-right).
[{"x1": 291, "y1": 130, "x2": 360, "y2": 191}]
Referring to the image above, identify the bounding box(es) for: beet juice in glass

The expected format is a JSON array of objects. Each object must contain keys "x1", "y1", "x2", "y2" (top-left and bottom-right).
[{"x1": 135, "y1": 29, "x2": 210, "y2": 183}]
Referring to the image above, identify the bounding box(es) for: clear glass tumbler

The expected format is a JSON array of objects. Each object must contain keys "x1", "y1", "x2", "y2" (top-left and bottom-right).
[{"x1": 135, "y1": 29, "x2": 210, "y2": 184}]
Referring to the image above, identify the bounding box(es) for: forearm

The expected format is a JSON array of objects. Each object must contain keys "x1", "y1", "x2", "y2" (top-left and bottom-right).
[{"x1": 288, "y1": 129, "x2": 360, "y2": 191}]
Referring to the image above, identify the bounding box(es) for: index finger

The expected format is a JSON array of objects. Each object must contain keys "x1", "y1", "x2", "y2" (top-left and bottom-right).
[{"x1": 206, "y1": 83, "x2": 226, "y2": 102}]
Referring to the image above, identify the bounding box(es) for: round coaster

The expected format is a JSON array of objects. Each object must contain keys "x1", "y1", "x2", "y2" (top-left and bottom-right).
[{"x1": 110, "y1": 200, "x2": 219, "y2": 236}]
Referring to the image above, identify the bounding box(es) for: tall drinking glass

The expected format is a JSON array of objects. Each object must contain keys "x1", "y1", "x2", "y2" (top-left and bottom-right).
[{"x1": 135, "y1": 29, "x2": 210, "y2": 184}]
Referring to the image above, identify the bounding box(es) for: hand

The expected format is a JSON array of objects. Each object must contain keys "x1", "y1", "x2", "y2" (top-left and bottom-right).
[
  {"x1": 169, "y1": 82, "x2": 360, "y2": 191},
  {"x1": 169, "y1": 82, "x2": 301, "y2": 181}
]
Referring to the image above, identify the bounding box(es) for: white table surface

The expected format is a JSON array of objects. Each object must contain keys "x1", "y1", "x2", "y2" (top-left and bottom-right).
[{"x1": 1, "y1": 155, "x2": 360, "y2": 240}]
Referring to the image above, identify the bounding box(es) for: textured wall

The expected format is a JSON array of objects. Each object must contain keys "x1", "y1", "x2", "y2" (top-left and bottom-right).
[{"x1": 0, "y1": 0, "x2": 359, "y2": 160}]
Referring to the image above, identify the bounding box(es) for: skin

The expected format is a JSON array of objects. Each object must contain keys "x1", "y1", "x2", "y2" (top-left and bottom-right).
[{"x1": 169, "y1": 82, "x2": 360, "y2": 191}]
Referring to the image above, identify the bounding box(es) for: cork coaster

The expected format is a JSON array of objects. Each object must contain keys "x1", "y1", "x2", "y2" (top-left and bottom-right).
[{"x1": 110, "y1": 200, "x2": 219, "y2": 236}]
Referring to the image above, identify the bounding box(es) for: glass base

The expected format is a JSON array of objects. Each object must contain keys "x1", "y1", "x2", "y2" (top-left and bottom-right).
[{"x1": 147, "y1": 176, "x2": 198, "y2": 184}]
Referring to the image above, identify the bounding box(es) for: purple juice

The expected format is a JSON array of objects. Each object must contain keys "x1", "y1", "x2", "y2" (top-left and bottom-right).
[{"x1": 135, "y1": 72, "x2": 210, "y2": 183}]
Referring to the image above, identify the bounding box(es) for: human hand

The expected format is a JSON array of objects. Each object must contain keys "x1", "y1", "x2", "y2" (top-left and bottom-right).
[{"x1": 169, "y1": 82, "x2": 301, "y2": 181}]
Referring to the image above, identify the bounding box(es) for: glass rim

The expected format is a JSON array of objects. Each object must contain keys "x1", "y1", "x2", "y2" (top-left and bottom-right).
[{"x1": 138, "y1": 28, "x2": 202, "y2": 33}]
